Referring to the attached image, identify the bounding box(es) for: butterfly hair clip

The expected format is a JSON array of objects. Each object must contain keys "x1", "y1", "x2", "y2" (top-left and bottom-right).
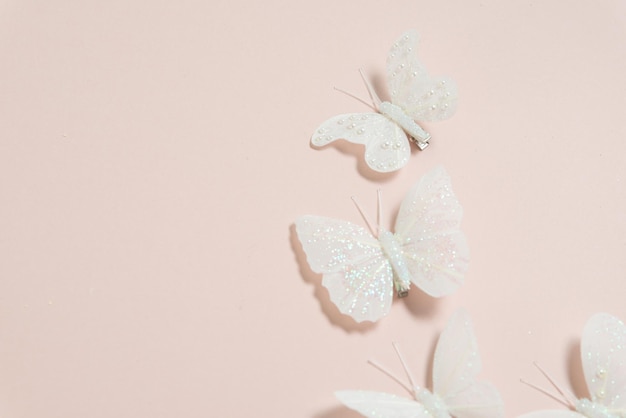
[
  {"x1": 519, "y1": 312, "x2": 626, "y2": 418},
  {"x1": 312, "y1": 29, "x2": 458, "y2": 173},
  {"x1": 336, "y1": 309, "x2": 505, "y2": 418},
  {"x1": 295, "y1": 166, "x2": 468, "y2": 323}
]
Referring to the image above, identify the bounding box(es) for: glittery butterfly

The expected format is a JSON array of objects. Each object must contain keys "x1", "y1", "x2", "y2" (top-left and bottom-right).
[
  {"x1": 311, "y1": 29, "x2": 458, "y2": 173},
  {"x1": 518, "y1": 313, "x2": 626, "y2": 418},
  {"x1": 336, "y1": 309, "x2": 505, "y2": 418},
  {"x1": 294, "y1": 166, "x2": 468, "y2": 323}
]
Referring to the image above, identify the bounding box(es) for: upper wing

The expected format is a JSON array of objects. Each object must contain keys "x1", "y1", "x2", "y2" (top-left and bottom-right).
[
  {"x1": 581, "y1": 312, "x2": 626, "y2": 412},
  {"x1": 394, "y1": 166, "x2": 469, "y2": 297},
  {"x1": 295, "y1": 216, "x2": 394, "y2": 323},
  {"x1": 433, "y1": 309, "x2": 480, "y2": 397},
  {"x1": 434, "y1": 309, "x2": 504, "y2": 418},
  {"x1": 311, "y1": 112, "x2": 410, "y2": 173},
  {"x1": 386, "y1": 30, "x2": 458, "y2": 122},
  {"x1": 335, "y1": 391, "x2": 429, "y2": 418}
]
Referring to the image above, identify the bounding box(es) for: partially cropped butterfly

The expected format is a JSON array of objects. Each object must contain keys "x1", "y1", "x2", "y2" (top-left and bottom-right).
[
  {"x1": 312, "y1": 30, "x2": 458, "y2": 173},
  {"x1": 295, "y1": 166, "x2": 468, "y2": 323},
  {"x1": 519, "y1": 313, "x2": 626, "y2": 418},
  {"x1": 336, "y1": 309, "x2": 505, "y2": 418}
]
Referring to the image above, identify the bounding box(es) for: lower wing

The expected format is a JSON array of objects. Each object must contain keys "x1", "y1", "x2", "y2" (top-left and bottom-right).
[
  {"x1": 336, "y1": 391, "x2": 429, "y2": 418},
  {"x1": 312, "y1": 112, "x2": 410, "y2": 173},
  {"x1": 295, "y1": 216, "x2": 393, "y2": 323}
]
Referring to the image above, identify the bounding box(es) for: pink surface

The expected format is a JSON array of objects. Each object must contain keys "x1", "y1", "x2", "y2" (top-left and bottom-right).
[{"x1": 1, "y1": 1, "x2": 626, "y2": 417}]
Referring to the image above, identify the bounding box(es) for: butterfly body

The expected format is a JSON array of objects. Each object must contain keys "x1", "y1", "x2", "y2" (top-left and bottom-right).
[
  {"x1": 295, "y1": 166, "x2": 468, "y2": 323},
  {"x1": 414, "y1": 388, "x2": 450, "y2": 418},
  {"x1": 312, "y1": 30, "x2": 457, "y2": 173},
  {"x1": 378, "y1": 101, "x2": 431, "y2": 149},
  {"x1": 377, "y1": 228, "x2": 411, "y2": 297}
]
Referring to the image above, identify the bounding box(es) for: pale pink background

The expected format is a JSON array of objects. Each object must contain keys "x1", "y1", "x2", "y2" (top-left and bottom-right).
[{"x1": 1, "y1": 1, "x2": 626, "y2": 417}]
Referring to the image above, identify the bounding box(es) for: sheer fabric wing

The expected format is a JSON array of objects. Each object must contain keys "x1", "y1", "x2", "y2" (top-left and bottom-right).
[
  {"x1": 445, "y1": 382, "x2": 504, "y2": 418},
  {"x1": 517, "y1": 412, "x2": 585, "y2": 418},
  {"x1": 433, "y1": 309, "x2": 481, "y2": 398},
  {"x1": 394, "y1": 166, "x2": 469, "y2": 297},
  {"x1": 336, "y1": 391, "x2": 429, "y2": 418},
  {"x1": 311, "y1": 112, "x2": 410, "y2": 173},
  {"x1": 295, "y1": 216, "x2": 394, "y2": 323},
  {"x1": 581, "y1": 313, "x2": 626, "y2": 411},
  {"x1": 386, "y1": 30, "x2": 458, "y2": 122},
  {"x1": 434, "y1": 309, "x2": 504, "y2": 418}
]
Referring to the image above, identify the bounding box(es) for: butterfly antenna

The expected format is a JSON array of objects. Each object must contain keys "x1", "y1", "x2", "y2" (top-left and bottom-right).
[
  {"x1": 367, "y1": 359, "x2": 414, "y2": 397},
  {"x1": 519, "y1": 378, "x2": 572, "y2": 409},
  {"x1": 392, "y1": 342, "x2": 419, "y2": 395},
  {"x1": 351, "y1": 196, "x2": 377, "y2": 237},
  {"x1": 358, "y1": 68, "x2": 382, "y2": 109},
  {"x1": 532, "y1": 362, "x2": 576, "y2": 408},
  {"x1": 333, "y1": 87, "x2": 376, "y2": 111}
]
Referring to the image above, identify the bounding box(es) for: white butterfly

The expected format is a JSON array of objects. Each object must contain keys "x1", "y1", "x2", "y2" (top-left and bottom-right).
[
  {"x1": 295, "y1": 166, "x2": 468, "y2": 323},
  {"x1": 311, "y1": 29, "x2": 458, "y2": 173},
  {"x1": 519, "y1": 313, "x2": 626, "y2": 418},
  {"x1": 336, "y1": 309, "x2": 505, "y2": 418}
]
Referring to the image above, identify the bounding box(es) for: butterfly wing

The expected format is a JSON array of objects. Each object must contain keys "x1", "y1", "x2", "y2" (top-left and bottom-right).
[
  {"x1": 387, "y1": 30, "x2": 458, "y2": 122},
  {"x1": 295, "y1": 215, "x2": 393, "y2": 322},
  {"x1": 311, "y1": 113, "x2": 411, "y2": 173},
  {"x1": 335, "y1": 391, "x2": 429, "y2": 418},
  {"x1": 433, "y1": 309, "x2": 504, "y2": 418},
  {"x1": 580, "y1": 312, "x2": 626, "y2": 412},
  {"x1": 516, "y1": 412, "x2": 585, "y2": 418},
  {"x1": 393, "y1": 166, "x2": 469, "y2": 297}
]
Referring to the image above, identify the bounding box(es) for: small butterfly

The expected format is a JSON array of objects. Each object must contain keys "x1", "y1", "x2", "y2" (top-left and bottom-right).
[
  {"x1": 336, "y1": 309, "x2": 505, "y2": 418},
  {"x1": 519, "y1": 313, "x2": 626, "y2": 418},
  {"x1": 295, "y1": 166, "x2": 468, "y2": 323},
  {"x1": 311, "y1": 29, "x2": 458, "y2": 173}
]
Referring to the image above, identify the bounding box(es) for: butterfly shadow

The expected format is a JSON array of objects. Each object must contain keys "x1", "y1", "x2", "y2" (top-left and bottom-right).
[
  {"x1": 566, "y1": 337, "x2": 590, "y2": 399},
  {"x1": 401, "y1": 286, "x2": 440, "y2": 320},
  {"x1": 313, "y1": 405, "x2": 363, "y2": 418},
  {"x1": 289, "y1": 224, "x2": 377, "y2": 333},
  {"x1": 370, "y1": 70, "x2": 389, "y2": 102},
  {"x1": 424, "y1": 325, "x2": 441, "y2": 389}
]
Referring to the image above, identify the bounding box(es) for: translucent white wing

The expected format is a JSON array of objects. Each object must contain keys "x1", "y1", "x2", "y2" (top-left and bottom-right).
[
  {"x1": 295, "y1": 215, "x2": 394, "y2": 322},
  {"x1": 394, "y1": 166, "x2": 469, "y2": 297},
  {"x1": 335, "y1": 391, "x2": 429, "y2": 418},
  {"x1": 581, "y1": 313, "x2": 626, "y2": 412},
  {"x1": 311, "y1": 113, "x2": 411, "y2": 173},
  {"x1": 434, "y1": 309, "x2": 504, "y2": 418},
  {"x1": 445, "y1": 382, "x2": 504, "y2": 418},
  {"x1": 387, "y1": 30, "x2": 458, "y2": 122},
  {"x1": 517, "y1": 412, "x2": 585, "y2": 418},
  {"x1": 433, "y1": 309, "x2": 480, "y2": 396}
]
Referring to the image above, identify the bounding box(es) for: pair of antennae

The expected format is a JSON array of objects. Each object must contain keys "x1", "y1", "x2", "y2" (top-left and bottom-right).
[
  {"x1": 520, "y1": 363, "x2": 576, "y2": 409},
  {"x1": 351, "y1": 189, "x2": 383, "y2": 238},
  {"x1": 367, "y1": 346, "x2": 578, "y2": 409},
  {"x1": 334, "y1": 68, "x2": 382, "y2": 112},
  {"x1": 367, "y1": 342, "x2": 420, "y2": 398}
]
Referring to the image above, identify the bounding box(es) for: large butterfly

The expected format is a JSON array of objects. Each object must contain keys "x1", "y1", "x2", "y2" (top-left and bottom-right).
[
  {"x1": 312, "y1": 30, "x2": 458, "y2": 173},
  {"x1": 295, "y1": 166, "x2": 468, "y2": 323},
  {"x1": 519, "y1": 313, "x2": 626, "y2": 418},
  {"x1": 336, "y1": 309, "x2": 505, "y2": 418}
]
